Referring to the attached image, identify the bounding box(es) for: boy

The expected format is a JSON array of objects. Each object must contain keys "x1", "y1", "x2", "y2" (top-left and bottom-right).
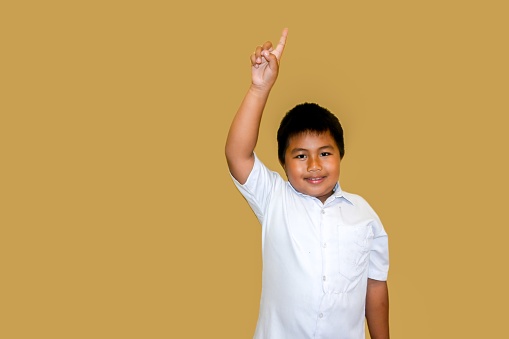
[{"x1": 225, "y1": 29, "x2": 390, "y2": 339}]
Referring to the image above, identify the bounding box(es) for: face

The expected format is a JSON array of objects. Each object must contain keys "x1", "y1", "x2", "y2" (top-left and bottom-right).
[{"x1": 282, "y1": 131, "x2": 341, "y2": 203}]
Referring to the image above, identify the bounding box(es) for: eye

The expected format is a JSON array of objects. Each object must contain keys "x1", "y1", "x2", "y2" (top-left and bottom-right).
[
  {"x1": 295, "y1": 154, "x2": 306, "y2": 159},
  {"x1": 320, "y1": 152, "x2": 332, "y2": 157}
]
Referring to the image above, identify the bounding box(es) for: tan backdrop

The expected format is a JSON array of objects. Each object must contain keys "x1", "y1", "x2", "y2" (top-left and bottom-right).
[{"x1": 2, "y1": 1, "x2": 508, "y2": 338}]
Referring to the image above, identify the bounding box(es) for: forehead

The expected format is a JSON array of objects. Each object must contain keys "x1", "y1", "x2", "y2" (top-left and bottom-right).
[{"x1": 286, "y1": 130, "x2": 337, "y2": 151}]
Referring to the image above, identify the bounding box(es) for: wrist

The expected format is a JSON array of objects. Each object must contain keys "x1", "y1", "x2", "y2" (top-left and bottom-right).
[{"x1": 248, "y1": 83, "x2": 272, "y2": 98}]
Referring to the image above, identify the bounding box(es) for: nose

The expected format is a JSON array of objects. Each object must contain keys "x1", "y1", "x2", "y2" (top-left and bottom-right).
[{"x1": 307, "y1": 157, "x2": 322, "y2": 172}]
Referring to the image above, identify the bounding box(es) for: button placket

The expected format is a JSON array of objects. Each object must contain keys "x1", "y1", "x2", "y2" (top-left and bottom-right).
[{"x1": 320, "y1": 207, "x2": 328, "y2": 292}]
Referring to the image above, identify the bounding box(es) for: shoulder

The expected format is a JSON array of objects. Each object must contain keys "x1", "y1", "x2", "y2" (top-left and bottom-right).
[
  {"x1": 250, "y1": 153, "x2": 285, "y2": 184},
  {"x1": 231, "y1": 153, "x2": 287, "y2": 222},
  {"x1": 342, "y1": 191, "x2": 370, "y2": 206},
  {"x1": 341, "y1": 191, "x2": 387, "y2": 237},
  {"x1": 231, "y1": 153, "x2": 286, "y2": 197},
  {"x1": 341, "y1": 191, "x2": 380, "y2": 216}
]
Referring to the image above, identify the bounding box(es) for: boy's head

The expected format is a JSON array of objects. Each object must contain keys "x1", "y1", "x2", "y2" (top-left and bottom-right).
[
  {"x1": 277, "y1": 103, "x2": 345, "y2": 165},
  {"x1": 277, "y1": 103, "x2": 345, "y2": 203}
]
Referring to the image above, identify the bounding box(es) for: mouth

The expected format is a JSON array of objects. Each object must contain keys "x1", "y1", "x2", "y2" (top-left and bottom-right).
[{"x1": 305, "y1": 176, "x2": 326, "y2": 184}]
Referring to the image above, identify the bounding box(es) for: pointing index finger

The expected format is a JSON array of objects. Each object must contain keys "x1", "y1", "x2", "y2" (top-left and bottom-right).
[{"x1": 274, "y1": 28, "x2": 288, "y2": 58}]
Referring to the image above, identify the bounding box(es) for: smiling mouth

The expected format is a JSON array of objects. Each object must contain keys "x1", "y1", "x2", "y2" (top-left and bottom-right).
[{"x1": 305, "y1": 177, "x2": 326, "y2": 184}]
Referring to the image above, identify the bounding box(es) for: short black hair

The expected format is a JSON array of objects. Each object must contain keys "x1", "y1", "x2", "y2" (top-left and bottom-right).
[{"x1": 277, "y1": 102, "x2": 345, "y2": 164}]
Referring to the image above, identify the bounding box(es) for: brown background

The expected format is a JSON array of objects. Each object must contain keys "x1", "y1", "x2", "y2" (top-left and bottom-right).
[{"x1": 2, "y1": 0, "x2": 508, "y2": 338}]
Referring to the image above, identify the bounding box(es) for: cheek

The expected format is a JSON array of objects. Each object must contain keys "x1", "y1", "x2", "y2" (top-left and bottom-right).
[
  {"x1": 326, "y1": 161, "x2": 340, "y2": 175},
  {"x1": 285, "y1": 164, "x2": 302, "y2": 178}
]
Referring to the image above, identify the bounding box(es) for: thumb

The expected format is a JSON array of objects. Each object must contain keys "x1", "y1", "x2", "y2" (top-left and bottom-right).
[{"x1": 263, "y1": 50, "x2": 280, "y2": 71}]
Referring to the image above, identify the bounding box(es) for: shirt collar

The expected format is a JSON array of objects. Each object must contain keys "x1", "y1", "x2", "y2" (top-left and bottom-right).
[
  {"x1": 331, "y1": 183, "x2": 354, "y2": 205},
  {"x1": 287, "y1": 182, "x2": 354, "y2": 205}
]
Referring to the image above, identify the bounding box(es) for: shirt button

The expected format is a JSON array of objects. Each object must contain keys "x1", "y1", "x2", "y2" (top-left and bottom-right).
[
  {"x1": 321, "y1": 210, "x2": 325, "y2": 214},
  {"x1": 319, "y1": 313, "x2": 323, "y2": 318},
  {"x1": 323, "y1": 276, "x2": 326, "y2": 281},
  {"x1": 323, "y1": 243, "x2": 327, "y2": 248}
]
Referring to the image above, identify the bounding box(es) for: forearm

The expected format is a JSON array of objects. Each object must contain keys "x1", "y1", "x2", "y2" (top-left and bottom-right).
[
  {"x1": 225, "y1": 85, "x2": 270, "y2": 162},
  {"x1": 365, "y1": 279, "x2": 390, "y2": 339},
  {"x1": 225, "y1": 85, "x2": 272, "y2": 183}
]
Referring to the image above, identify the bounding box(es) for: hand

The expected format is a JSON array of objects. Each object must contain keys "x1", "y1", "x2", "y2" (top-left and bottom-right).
[{"x1": 250, "y1": 28, "x2": 288, "y2": 91}]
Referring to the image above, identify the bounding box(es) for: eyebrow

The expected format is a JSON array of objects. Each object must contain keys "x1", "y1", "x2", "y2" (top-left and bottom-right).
[{"x1": 289, "y1": 145, "x2": 335, "y2": 154}]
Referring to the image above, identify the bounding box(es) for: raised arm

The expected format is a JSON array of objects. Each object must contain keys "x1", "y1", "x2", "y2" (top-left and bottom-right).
[{"x1": 225, "y1": 28, "x2": 288, "y2": 184}]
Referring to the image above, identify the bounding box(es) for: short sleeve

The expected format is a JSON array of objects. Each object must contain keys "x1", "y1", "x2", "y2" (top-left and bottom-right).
[
  {"x1": 230, "y1": 153, "x2": 284, "y2": 223},
  {"x1": 368, "y1": 217, "x2": 389, "y2": 281}
]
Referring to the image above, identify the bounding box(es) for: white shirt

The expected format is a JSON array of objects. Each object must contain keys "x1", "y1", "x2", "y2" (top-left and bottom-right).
[{"x1": 232, "y1": 154, "x2": 389, "y2": 339}]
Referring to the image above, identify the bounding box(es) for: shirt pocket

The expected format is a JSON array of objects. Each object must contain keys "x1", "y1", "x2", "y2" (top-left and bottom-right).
[{"x1": 338, "y1": 224, "x2": 374, "y2": 284}]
